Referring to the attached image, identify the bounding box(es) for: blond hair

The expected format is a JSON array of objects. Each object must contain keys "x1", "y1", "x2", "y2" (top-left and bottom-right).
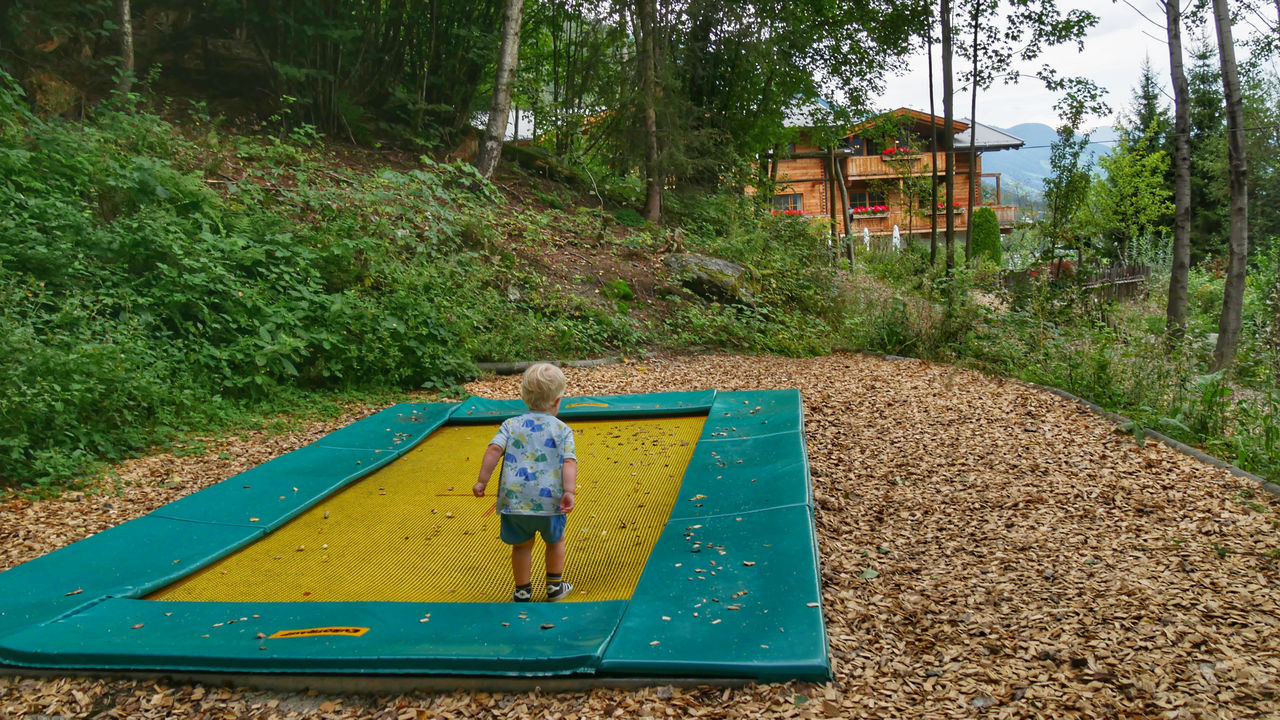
[{"x1": 521, "y1": 363, "x2": 566, "y2": 412}]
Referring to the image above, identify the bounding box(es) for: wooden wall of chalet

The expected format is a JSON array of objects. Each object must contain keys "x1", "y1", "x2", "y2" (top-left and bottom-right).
[{"x1": 773, "y1": 151, "x2": 986, "y2": 236}]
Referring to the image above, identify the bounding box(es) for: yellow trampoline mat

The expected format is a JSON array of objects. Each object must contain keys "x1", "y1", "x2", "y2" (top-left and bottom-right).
[{"x1": 149, "y1": 416, "x2": 706, "y2": 603}]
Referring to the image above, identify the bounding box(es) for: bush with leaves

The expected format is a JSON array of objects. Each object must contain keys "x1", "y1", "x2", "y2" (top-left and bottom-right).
[{"x1": 970, "y1": 206, "x2": 1002, "y2": 265}]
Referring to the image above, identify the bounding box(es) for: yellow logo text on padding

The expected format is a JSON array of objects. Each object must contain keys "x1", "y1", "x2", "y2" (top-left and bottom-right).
[{"x1": 268, "y1": 626, "x2": 370, "y2": 639}]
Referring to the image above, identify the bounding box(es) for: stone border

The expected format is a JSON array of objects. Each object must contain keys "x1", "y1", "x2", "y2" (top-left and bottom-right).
[
  {"x1": 875, "y1": 352, "x2": 1280, "y2": 498},
  {"x1": 476, "y1": 355, "x2": 633, "y2": 376},
  {"x1": 1031, "y1": 382, "x2": 1280, "y2": 498}
]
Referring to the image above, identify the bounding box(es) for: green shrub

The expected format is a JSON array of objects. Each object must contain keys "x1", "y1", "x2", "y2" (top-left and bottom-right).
[
  {"x1": 613, "y1": 208, "x2": 645, "y2": 227},
  {"x1": 970, "y1": 206, "x2": 1002, "y2": 265}
]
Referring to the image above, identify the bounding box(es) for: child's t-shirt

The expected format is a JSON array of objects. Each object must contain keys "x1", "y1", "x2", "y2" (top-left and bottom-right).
[{"x1": 491, "y1": 411, "x2": 577, "y2": 516}]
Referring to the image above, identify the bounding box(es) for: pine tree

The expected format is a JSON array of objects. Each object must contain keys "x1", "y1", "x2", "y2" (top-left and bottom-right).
[
  {"x1": 1122, "y1": 56, "x2": 1172, "y2": 155},
  {"x1": 1187, "y1": 41, "x2": 1228, "y2": 264}
]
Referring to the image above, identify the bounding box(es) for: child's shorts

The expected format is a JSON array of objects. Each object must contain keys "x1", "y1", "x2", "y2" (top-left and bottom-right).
[{"x1": 499, "y1": 513, "x2": 567, "y2": 545}]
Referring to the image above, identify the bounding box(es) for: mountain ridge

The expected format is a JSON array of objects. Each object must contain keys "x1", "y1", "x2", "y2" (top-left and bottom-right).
[{"x1": 980, "y1": 122, "x2": 1118, "y2": 197}]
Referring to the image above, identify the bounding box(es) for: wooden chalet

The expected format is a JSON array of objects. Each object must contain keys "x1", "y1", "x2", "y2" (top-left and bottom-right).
[{"x1": 758, "y1": 107, "x2": 1024, "y2": 239}]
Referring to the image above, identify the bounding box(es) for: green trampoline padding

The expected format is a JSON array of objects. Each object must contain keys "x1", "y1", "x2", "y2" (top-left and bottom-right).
[
  {"x1": 0, "y1": 389, "x2": 829, "y2": 681},
  {"x1": 600, "y1": 505, "x2": 825, "y2": 680},
  {"x1": 0, "y1": 517, "x2": 263, "y2": 637},
  {"x1": 0, "y1": 599, "x2": 628, "y2": 675}
]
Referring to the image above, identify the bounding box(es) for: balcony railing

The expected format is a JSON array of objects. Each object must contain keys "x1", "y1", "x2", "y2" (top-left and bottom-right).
[
  {"x1": 843, "y1": 152, "x2": 977, "y2": 179},
  {"x1": 843, "y1": 204, "x2": 1019, "y2": 234}
]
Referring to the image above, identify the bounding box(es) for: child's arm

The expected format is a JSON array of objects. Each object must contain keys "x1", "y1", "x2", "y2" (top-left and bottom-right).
[
  {"x1": 559, "y1": 458, "x2": 578, "y2": 512},
  {"x1": 473, "y1": 443, "x2": 504, "y2": 497}
]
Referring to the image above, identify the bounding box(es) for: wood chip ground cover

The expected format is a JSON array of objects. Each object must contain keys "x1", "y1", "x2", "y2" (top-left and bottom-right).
[{"x1": 3, "y1": 353, "x2": 1278, "y2": 719}]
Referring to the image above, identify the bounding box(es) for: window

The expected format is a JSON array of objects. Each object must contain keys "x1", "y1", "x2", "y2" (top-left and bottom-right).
[
  {"x1": 773, "y1": 194, "x2": 803, "y2": 212},
  {"x1": 848, "y1": 191, "x2": 886, "y2": 208}
]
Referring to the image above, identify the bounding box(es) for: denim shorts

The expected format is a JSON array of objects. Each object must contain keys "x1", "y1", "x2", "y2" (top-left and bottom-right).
[{"x1": 499, "y1": 513, "x2": 567, "y2": 545}]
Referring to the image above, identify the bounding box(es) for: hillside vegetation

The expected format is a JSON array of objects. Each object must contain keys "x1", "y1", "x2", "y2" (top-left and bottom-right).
[
  {"x1": 4, "y1": 75, "x2": 1280, "y2": 495},
  {"x1": 0, "y1": 76, "x2": 849, "y2": 491}
]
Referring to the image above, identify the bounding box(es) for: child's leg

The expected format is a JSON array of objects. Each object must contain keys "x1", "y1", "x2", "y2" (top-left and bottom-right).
[
  {"x1": 544, "y1": 537, "x2": 566, "y2": 576},
  {"x1": 511, "y1": 538, "x2": 535, "y2": 586},
  {"x1": 543, "y1": 536, "x2": 572, "y2": 601}
]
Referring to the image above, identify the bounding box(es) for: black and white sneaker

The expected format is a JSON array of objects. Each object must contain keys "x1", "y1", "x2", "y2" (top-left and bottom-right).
[
  {"x1": 545, "y1": 581, "x2": 573, "y2": 602},
  {"x1": 512, "y1": 586, "x2": 533, "y2": 602}
]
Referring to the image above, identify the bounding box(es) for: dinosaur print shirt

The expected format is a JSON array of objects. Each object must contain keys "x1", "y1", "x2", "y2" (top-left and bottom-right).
[{"x1": 490, "y1": 412, "x2": 577, "y2": 516}]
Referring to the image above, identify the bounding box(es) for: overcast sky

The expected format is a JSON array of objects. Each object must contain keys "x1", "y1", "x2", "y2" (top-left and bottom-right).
[{"x1": 872, "y1": 0, "x2": 1233, "y2": 131}]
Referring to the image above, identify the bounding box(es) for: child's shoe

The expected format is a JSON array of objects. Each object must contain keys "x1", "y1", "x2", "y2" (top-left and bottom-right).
[
  {"x1": 512, "y1": 585, "x2": 533, "y2": 602},
  {"x1": 545, "y1": 581, "x2": 573, "y2": 602}
]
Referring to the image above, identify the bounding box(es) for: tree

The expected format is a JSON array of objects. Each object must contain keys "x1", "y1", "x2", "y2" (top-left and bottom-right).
[
  {"x1": 1041, "y1": 116, "x2": 1094, "y2": 266},
  {"x1": 476, "y1": 0, "x2": 527, "y2": 178},
  {"x1": 927, "y1": 12, "x2": 940, "y2": 265},
  {"x1": 636, "y1": 0, "x2": 662, "y2": 222},
  {"x1": 1210, "y1": 0, "x2": 1250, "y2": 372},
  {"x1": 1164, "y1": 0, "x2": 1193, "y2": 338},
  {"x1": 970, "y1": 206, "x2": 1001, "y2": 264},
  {"x1": 1188, "y1": 42, "x2": 1228, "y2": 263},
  {"x1": 941, "y1": 0, "x2": 957, "y2": 274},
  {"x1": 1089, "y1": 133, "x2": 1173, "y2": 262},
  {"x1": 116, "y1": 0, "x2": 134, "y2": 95},
  {"x1": 1121, "y1": 56, "x2": 1172, "y2": 154},
  {"x1": 953, "y1": 0, "x2": 1099, "y2": 263}
]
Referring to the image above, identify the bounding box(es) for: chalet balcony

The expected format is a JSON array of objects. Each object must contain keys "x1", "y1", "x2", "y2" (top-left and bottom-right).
[{"x1": 843, "y1": 152, "x2": 963, "y2": 180}]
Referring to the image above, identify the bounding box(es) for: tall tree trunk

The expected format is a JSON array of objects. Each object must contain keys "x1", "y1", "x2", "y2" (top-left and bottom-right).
[
  {"x1": 928, "y1": 19, "x2": 939, "y2": 265},
  {"x1": 835, "y1": 154, "x2": 852, "y2": 241},
  {"x1": 475, "y1": 0, "x2": 525, "y2": 178},
  {"x1": 966, "y1": 0, "x2": 978, "y2": 263},
  {"x1": 826, "y1": 147, "x2": 838, "y2": 241},
  {"x1": 638, "y1": 0, "x2": 662, "y2": 222},
  {"x1": 116, "y1": 0, "x2": 134, "y2": 94},
  {"x1": 941, "y1": 0, "x2": 956, "y2": 274},
  {"x1": 1210, "y1": 0, "x2": 1249, "y2": 372},
  {"x1": 1165, "y1": 0, "x2": 1192, "y2": 339}
]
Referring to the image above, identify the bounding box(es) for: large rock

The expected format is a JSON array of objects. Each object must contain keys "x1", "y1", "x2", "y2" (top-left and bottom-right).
[{"x1": 663, "y1": 253, "x2": 756, "y2": 305}]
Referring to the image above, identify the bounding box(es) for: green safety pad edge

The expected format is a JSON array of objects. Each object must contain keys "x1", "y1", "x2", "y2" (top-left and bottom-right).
[
  {"x1": 599, "y1": 505, "x2": 827, "y2": 681},
  {"x1": 599, "y1": 389, "x2": 828, "y2": 681},
  {"x1": 0, "y1": 599, "x2": 626, "y2": 675},
  {"x1": 668, "y1": 389, "x2": 809, "y2": 520},
  {"x1": 0, "y1": 389, "x2": 828, "y2": 680},
  {"x1": 451, "y1": 391, "x2": 717, "y2": 423},
  {"x1": 150, "y1": 403, "x2": 454, "y2": 532},
  {"x1": 703, "y1": 390, "x2": 805, "y2": 438},
  {"x1": 310, "y1": 403, "x2": 455, "y2": 452},
  {"x1": 0, "y1": 517, "x2": 263, "y2": 637}
]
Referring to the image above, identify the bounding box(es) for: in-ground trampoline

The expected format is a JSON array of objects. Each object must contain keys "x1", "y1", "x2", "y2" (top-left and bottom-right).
[{"x1": 0, "y1": 390, "x2": 828, "y2": 681}]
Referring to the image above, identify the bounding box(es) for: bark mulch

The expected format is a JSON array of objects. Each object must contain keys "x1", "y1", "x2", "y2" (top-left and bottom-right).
[{"x1": 2, "y1": 353, "x2": 1278, "y2": 719}]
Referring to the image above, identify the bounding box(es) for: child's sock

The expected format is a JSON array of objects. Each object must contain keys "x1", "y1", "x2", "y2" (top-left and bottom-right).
[{"x1": 512, "y1": 583, "x2": 533, "y2": 602}]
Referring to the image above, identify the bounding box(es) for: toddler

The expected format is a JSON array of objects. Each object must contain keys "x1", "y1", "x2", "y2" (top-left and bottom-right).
[{"x1": 473, "y1": 363, "x2": 577, "y2": 601}]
